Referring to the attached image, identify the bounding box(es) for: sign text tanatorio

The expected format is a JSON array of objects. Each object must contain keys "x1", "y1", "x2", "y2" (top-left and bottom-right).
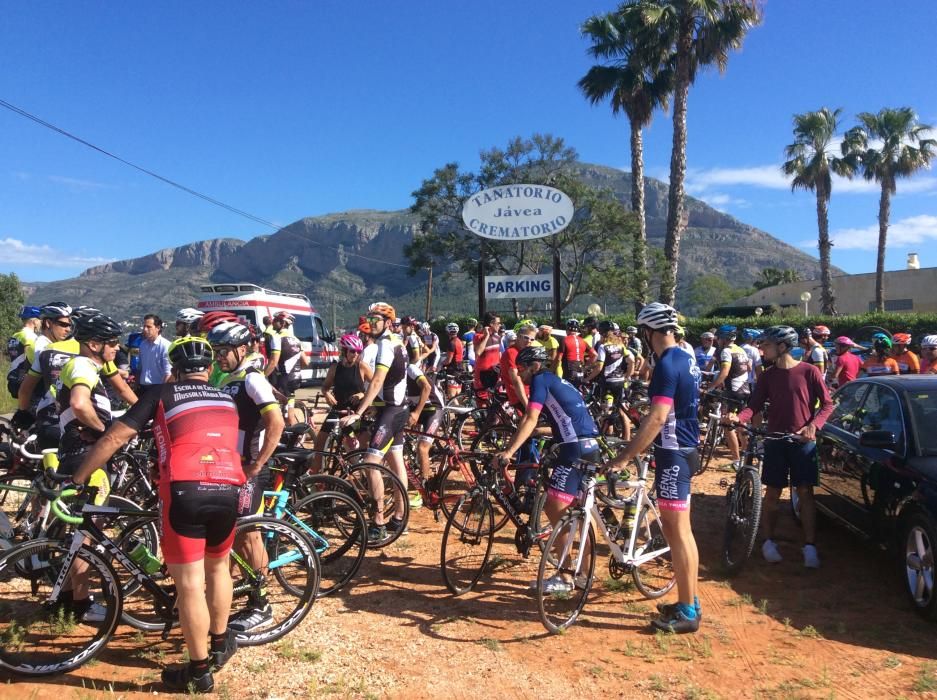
[{"x1": 462, "y1": 184, "x2": 574, "y2": 241}]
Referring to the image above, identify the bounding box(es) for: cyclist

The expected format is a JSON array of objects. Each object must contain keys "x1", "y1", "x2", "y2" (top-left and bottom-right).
[
  {"x1": 709, "y1": 325, "x2": 751, "y2": 466},
  {"x1": 12, "y1": 301, "x2": 73, "y2": 424},
  {"x1": 583, "y1": 316, "x2": 600, "y2": 349},
  {"x1": 536, "y1": 324, "x2": 560, "y2": 374},
  {"x1": 472, "y1": 312, "x2": 502, "y2": 402},
  {"x1": 340, "y1": 302, "x2": 410, "y2": 541},
  {"x1": 314, "y1": 333, "x2": 372, "y2": 471},
  {"x1": 75, "y1": 336, "x2": 242, "y2": 692},
  {"x1": 830, "y1": 336, "x2": 861, "y2": 387},
  {"x1": 559, "y1": 318, "x2": 595, "y2": 389},
  {"x1": 441, "y1": 322, "x2": 464, "y2": 399},
  {"x1": 800, "y1": 327, "x2": 828, "y2": 376},
  {"x1": 400, "y1": 316, "x2": 422, "y2": 362},
  {"x1": 922, "y1": 335, "x2": 937, "y2": 374},
  {"x1": 419, "y1": 321, "x2": 440, "y2": 374},
  {"x1": 734, "y1": 325, "x2": 833, "y2": 569},
  {"x1": 406, "y1": 357, "x2": 445, "y2": 488},
  {"x1": 274, "y1": 312, "x2": 310, "y2": 424},
  {"x1": 585, "y1": 320, "x2": 635, "y2": 441},
  {"x1": 262, "y1": 313, "x2": 284, "y2": 378},
  {"x1": 674, "y1": 325, "x2": 696, "y2": 360},
  {"x1": 740, "y1": 329, "x2": 763, "y2": 393},
  {"x1": 175, "y1": 308, "x2": 205, "y2": 338},
  {"x1": 890, "y1": 333, "x2": 920, "y2": 374},
  {"x1": 502, "y1": 323, "x2": 536, "y2": 414},
  {"x1": 860, "y1": 334, "x2": 899, "y2": 376},
  {"x1": 694, "y1": 331, "x2": 717, "y2": 383},
  {"x1": 5, "y1": 305, "x2": 40, "y2": 395},
  {"x1": 197, "y1": 312, "x2": 241, "y2": 387},
  {"x1": 607, "y1": 303, "x2": 702, "y2": 633}
]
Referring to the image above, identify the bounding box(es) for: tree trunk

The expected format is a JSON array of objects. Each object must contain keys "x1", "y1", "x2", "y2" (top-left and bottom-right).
[
  {"x1": 630, "y1": 120, "x2": 648, "y2": 313},
  {"x1": 511, "y1": 298, "x2": 519, "y2": 318},
  {"x1": 875, "y1": 185, "x2": 890, "y2": 313},
  {"x1": 661, "y1": 22, "x2": 693, "y2": 306},
  {"x1": 815, "y1": 189, "x2": 835, "y2": 315}
]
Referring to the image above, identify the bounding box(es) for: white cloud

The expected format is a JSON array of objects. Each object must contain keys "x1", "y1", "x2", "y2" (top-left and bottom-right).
[
  {"x1": 0, "y1": 237, "x2": 115, "y2": 268},
  {"x1": 801, "y1": 215, "x2": 937, "y2": 251},
  {"x1": 47, "y1": 175, "x2": 115, "y2": 192},
  {"x1": 698, "y1": 192, "x2": 749, "y2": 211}
]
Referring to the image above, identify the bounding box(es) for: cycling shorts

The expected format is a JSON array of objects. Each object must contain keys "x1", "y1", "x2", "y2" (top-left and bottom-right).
[
  {"x1": 367, "y1": 405, "x2": 409, "y2": 456},
  {"x1": 159, "y1": 481, "x2": 239, "y2": 564},
  {"x1": 598, "y1": 379, "x2": 625, "y2": 406},
  {"x1": 473, "y1": 368, "x2": 499, "y2": 391},
  {"x1": 723, "y1": 389, "x2": 750, "y2": 412},
  {"x1": 57, "y1": 447, "x2": 111, "y2": 506},
  {"x1": 416, "y1": 407, "x2": 442, "y2": 443},
  {"x1": 762, "y1": 439, "x2": 817, "y2": 489},
  {"x1": 237, "y1": 466, "x2": 272, "y2": 518},
  {"x1": 547, "y1": 438, "x2": 601, "y2": 505},
  {"x1": 653, "y1": 446, "x2": 700, "y2": 511}
]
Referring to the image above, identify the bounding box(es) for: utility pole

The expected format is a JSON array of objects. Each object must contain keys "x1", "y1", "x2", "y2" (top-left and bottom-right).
[
  {"x1": 425, "y1": 266, "x2": 433, "y2": 320},
  {"x1": 331, "y1": 296, "x2": 337, "y2": 332}
]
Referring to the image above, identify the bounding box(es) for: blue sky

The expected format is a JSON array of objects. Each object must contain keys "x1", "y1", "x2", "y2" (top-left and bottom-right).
[{"x1": 1, "y1": 0, "x2": 935, "y2": 282}]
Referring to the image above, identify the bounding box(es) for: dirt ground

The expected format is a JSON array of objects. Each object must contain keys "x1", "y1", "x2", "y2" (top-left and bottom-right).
[{"x1": 4, "y1": 398, "x2": 937, "y2": 699}]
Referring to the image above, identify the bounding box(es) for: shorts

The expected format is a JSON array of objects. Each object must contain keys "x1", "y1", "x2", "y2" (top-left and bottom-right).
[
  {"x1": 723, "y1": 389, "x2": 750, "y2": 411},
  {"x1": 415, "y1": 407, "x2": 442, "y2": 443},
  {"x1": 598, "y1": 380, "x2": 625, "y2": 406},
  {"x1": 276, "y1": 374, "x2": 301, "y2": 397},
  {"x1": 762, "y1": 439, "x2": 818, "y2": 489},
  {"x1": 367, "y1": 405, "x2": 409, "y2": 456},
  {"x1": 159, "y1": 480, "x2": 239, "y2": 564},
  {"x1": 653, "y1": 446, "x2": 700, "y2": 511},
  {"x1": 237, "y1": 465, "x2": 272, "y2": 518},
  {"x1": 473, "y1": 368, "x2": 499, "y2": 391},
  {"x1": 547, "y1": 438, "x2": 601, "y2": 505},
  {"x1": 57, "y1": 446, "x2": 111, "y2": 505}
]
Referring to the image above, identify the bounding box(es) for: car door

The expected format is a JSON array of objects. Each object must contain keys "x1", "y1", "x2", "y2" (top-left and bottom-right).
[{"x1": 816, "y1": 381, "x2": 871, "y2": 535}]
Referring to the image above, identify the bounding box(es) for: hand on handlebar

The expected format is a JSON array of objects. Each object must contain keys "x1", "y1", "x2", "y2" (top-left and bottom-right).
[
  {"x1": 11, "y1": 409, "x2": 34, "y2": 431},
  {"x1": 795, "y1": 424, "x2": 817, "y2": 443},
  {"x1": 492, "y1": 451, "x2": 513, "y2": 466},
  {"x1": 339, "y1": 413, "x2": 360, "y2": 428}
]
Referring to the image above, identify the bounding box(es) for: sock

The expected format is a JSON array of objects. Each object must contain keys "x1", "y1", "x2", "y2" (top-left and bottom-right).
[
  {"x1": 189, "y1": 657, "x2": 211, "y2": 676},
  {"x1": 677, "y1": 602, "x2": 697, "y2": 620},
  {"x1": 694, "y1": 595, "x2": 701, "y2": 613},
  {"x1": 210, "y1": 631, "x2": 229, "y2": 652}
]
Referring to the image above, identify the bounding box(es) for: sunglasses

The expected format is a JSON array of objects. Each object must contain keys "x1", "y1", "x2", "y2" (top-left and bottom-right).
[
  {"x1": 55, "y1": 320, "x2": 73, "y2": 328},
  {"x1": 517, "y1": 335, "x2": 534, "y2": 342},
  {"x1": 344, "y1": 348, "x2": 360, "y2": 354}
]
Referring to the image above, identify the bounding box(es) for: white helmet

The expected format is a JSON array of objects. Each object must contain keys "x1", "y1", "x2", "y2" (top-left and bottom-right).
[
  {"x1": 176, "y1": 307, "x2": 204, "y2": 324},
  {"x1": 636, "y1": 302, "x2": 679, "y2": 331},
  {"x1": 922, "y1": 334, "x2": 937, "y2": 348}
]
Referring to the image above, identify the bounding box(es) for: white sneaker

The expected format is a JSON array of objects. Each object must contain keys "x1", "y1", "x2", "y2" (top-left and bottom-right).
[
  {"x1": 762, "y1": 539, "x2": 783, "y2": 563},
  {"x1": 540, "y1": 575, "x2": 574, "y2": 595},
  {"x1": 82, "y1": 601, "x2": 108, "y2": 623},
  {"x1": 802, "y1": 544, "x2": 821, "y2": 569}
]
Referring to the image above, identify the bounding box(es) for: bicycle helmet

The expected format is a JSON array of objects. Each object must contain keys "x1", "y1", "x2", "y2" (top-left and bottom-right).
[
  {"x1": 799, "y1": 327, "x2": 812, "y2": 339},
  {"x1": 357, "y1": 316, "x2": 371, "y2": 333},
  {"x1": 168, "y1": 336, "x2": 214, "y2": 373},
  {"x1": 761, "y1": 325, "x2": 799, "y2": 351},
  {"x1": 446, "y1": 322, "x2": 459, "y2": 333},
  {"x1": 39, "y1": 301, "x2": 72, "y2": 319},
  {"x1": 715, "y1": 324, "x2": 737, "y2": 339},
  {"x1": 273, "y1": 311, "x2": 295, "y2": 323},
  {"x1": 834, "y1": 335, "x2": 856, "y2": 347},
  {"x1": 503, "y1": 330, "x2": 517, "y2": 345},
  {"x1": 700, "y1": 331, "x2": 715, "y2": 340},
  {"x1": 812, "y1": 325, "x2": 831, "y2": 338},
  {"x1": 625, "y1": 326, "x2": 638, "y2": 335},
  {"x1": 176, "y1": 307, "x2": 204, "y2": 324},
  {"x1": 636, "y1": 303, "x2": 678, "y2": 331},
  {"x1": 922, "y1": 335, "x2": 937, "y2": 348},
  {"x1": 367, "y1": 302, "x2": 396, "y2": 321},
  {"x1": 71, "y1": 305, "x2": 101, "y2": 320},
  {"x1": 206, "y1": 321, "x2": 252, "y2": 348},
  {"x1": 674, "y1": 325, "x2": 686, "y2": 338},
  {"x1": 198, "y1": 311, "x2": 239, "y2": 333},
  {"x1": 516, "y1": 345, "x2": 549, "y2": 366},
  {"x1": 566, "y1": 318, "x2": 581, "y2": 331},
  {"x1": 741, "y1": 328, "x2": 759, "y2": 342},
  {"x1": 584, "y1": 316, "x2": 598, "y2": 329},
  {"x1": 892, "y1": 332, "x2": 911, "y2": 345},
  {"x1": 598, "y1": 320, "x2": 613, "y2": 335},
  {"x1": 18, "y1": 305, "x2": 41, "y2": 319},
  {"x1": 872, "y1": 334, "x2": 893, "y2": 352},
  {"x1": 339, "y1": 333, "x2": 364, "y2": 352},
  {"x1": 73, "y1": 312, "x2": 121, "y2": 342},
  {"x1": 420, "y1": 321, "x2": 431, "y2": 334},
  {"x1": 401, "y1": 315, "x2": 418, "y2": 327},
  {"x1": 611, "y1": 322, "x2": 620, "y2": 333}
]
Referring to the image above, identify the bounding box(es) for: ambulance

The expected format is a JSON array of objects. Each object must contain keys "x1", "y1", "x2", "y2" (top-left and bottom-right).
[{"x1": 196, "y1": 283, "x2": 338, "y2": 384}]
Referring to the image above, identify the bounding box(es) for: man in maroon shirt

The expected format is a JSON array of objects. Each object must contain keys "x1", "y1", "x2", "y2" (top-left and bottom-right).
[
  {"x1": 734, "y1": 325, "x2": 833, "y2": 569},
  {"x1": 831, "y1": 336, "x2": 862, "y2": 387}
]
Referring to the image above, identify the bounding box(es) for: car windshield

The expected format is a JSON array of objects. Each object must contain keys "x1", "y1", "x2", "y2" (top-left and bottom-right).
[{"x1": 908, "y1": 390, "x2": 937, "y2": 455}]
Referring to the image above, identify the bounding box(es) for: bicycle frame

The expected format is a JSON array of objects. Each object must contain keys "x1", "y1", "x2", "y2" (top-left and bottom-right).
[{"x1": 262, "y1": 489, "x2": 330, "y2": 557}]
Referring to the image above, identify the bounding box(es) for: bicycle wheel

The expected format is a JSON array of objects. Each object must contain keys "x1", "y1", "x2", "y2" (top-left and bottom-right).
[
  {"x1": 722, "y1": 468, "x2": 763, "y2": 575},
  {"x1": 454, "y1": 408, "x2": 485, "y2": 449},
  {"x1": 291, "y1": 490, "x2": 367, "y2": 597},
  {"x1": 345, "y1": 463, "x2": 409, "y2": 548},
  {"x1": 537, "y1": 510, "x2": 595, "y2": 633},
  {"x1": 631, "y1": 504, "x2": 675, "y2": 598},
  {"x1": 470, "y1": 424, "x2": 513, "y2": 454},
  {"x1": 700, "y1": 422, "x2": 719, "y2": 473},
  {"x1": 0, "y1": 538, "x2": 121, "y2": 675},
  {"x1": 0, "y1": 474, "x2": 40, "y2": 545},
  {"x1": 440, "y1": 490, "x2": 494, "y2": 595},
  {"x1": 230, "y1": 517, "x2": 319, "y2": 646},
  {"x1": 112, "y1": 513, "x2": 173, "y2": 632},
  {"x1": 436, "y1": 459, "x2": 479, "y2": 523}
]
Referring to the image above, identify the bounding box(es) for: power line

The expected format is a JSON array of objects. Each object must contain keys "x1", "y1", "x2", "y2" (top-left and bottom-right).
[{"x1": 0, "y1": 97, "x2": 413, "y2": 269}]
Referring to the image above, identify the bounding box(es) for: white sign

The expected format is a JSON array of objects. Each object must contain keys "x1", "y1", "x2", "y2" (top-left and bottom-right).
[
  {"x1": 462, "y1": 184, "x2": 574, "y2": 241},
  {"x1": 485, "y1": 274, "x2": 553, "y2": 299}
]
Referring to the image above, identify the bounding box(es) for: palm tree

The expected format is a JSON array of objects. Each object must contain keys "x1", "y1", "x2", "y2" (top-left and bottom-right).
[
  {"x1": 842, "y1": 108, "x2": 936, "y2": 311},
  {"x1": 638, "y1": 0, "x2": 761, "y2": 305},
  {"x1": 578, "y1": 9, "x2": 673, "y2": 311},
  {"x1": 781, "y1": 107, "x2": 851, "y2": 315}
]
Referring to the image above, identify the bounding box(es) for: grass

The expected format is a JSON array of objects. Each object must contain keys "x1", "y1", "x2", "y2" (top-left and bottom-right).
[
  {"x1": 884, "y1": 655, "x2": 902, "y2": 669},
  {"x1": 1, "y1": 620, "x2": 27, "y2": 652},
  {"x1": 797, "y1": 624, "x2": 823, "y2": 640},
  {"x1": 478, "y1": 637, "x2": 502, "y2": 652},
  {"x1": 0, "y1": 356, "x2": 16, "y2": 414},
  {"x1": 274, "y1": 638, "x2": 322, "y2": 662},
  {"x1": 913, "y1": 662, "x2": 937, "y2": 693},
  {"x1": 756, "y1": 598, "x2": 769, "y2": 615},
  {"x1": 729, "y1": 592, "x2": 753, "y2": 607},
  {"x1": 603, "y1": 575, "x2": 634, "y2": 593}
]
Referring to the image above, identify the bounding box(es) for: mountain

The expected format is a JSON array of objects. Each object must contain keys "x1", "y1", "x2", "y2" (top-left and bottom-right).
[{"x1": 27, "y1": 163, "x2": 835, "y2": 328}]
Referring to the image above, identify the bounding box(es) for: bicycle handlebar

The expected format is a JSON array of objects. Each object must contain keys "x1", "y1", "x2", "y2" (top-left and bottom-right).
[
  {"x1": 50, "y1": 488, "x2": 84, "y2": 525},
  {"x1": 18, "y1": 434, "x2": 43, "y2": 461}
]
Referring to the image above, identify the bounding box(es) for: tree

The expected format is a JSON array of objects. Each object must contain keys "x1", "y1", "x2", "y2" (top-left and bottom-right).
[
  {"x1": 781, "y1": 107, "x2": 852, "y2": 315},
  {"x1": 0, "y1": 273, "x2": 25, "y2": 344},
  {"x1": 684, "y1": 274, "x2": 750, "y2": 316},
  {"x1": 406, "y1": 134, "x2": 638, "y2": 315},
  {"x1": 842, "y1": 108, "x2": 937, "y2": 311},
  {"x1": 752, "y1": 267, "x2": 801, "y2": 290},
  {"x1": 578, "y1": 8, "x2": 673, "y2": 311},
  {"x1": 636, "y1": 0, "x2": 761, "y2": 304}
]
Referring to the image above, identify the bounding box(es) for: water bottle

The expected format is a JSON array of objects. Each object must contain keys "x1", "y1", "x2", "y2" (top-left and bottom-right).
[
  {"x1": 128, "y1": 543, "x2": 162, "y2": 575},
  {"x1": 620, "y1": 498, "x2": 638, "y2": 538}
]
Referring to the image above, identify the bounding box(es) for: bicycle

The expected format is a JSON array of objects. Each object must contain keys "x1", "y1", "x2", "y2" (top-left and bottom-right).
[
  {"x1": 535, "y1": 455, "x2": 674, "y2": 633},
  {"x1": 698, "y1": 390, "x2": 747, "y2": 473}
]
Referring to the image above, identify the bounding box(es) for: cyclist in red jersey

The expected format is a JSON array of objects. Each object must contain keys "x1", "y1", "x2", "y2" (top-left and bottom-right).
[
  {"x1": 74, "y1": 337, "x2": 242, "y2": 692},
  {"x1": 559, "y1": 318, "x2": 596, "y2": 388},
  {"x1": 472, "y1": 311, "x2": 502, "y2": 401},
  {"x1": 442, "y1": 322, "x2": 464, "y2": 399}
]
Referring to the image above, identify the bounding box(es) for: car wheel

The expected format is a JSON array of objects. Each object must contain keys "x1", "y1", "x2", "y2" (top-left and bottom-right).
[{"x1": 902, "y1": 510, "x2": 937, "y2": 620}]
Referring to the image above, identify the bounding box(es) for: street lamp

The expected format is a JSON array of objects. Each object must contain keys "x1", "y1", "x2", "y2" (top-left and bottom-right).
[
  {"x1": 754, "y1": 307, "x2": 763, "y2": 318},
  {"x1": 800, "y1": 291, "x2": 812, "y2": 318}
]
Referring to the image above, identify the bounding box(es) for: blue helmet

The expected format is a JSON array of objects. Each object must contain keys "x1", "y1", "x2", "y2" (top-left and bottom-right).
[
  {"x1": 19, "y1": 305, "x2": 41, "y2": 320},
  {"x1": 716, "y1": 324, "x2": 737, "y2": 339},
  {"x1": 741, "y1": 328, "x2": 760, "y2": 342}
]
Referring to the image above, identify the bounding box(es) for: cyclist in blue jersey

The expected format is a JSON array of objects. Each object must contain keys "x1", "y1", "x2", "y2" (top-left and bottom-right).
[
  {"x1": 495, "y1": 344, "x2": 600, "y2": 594},
  {"x1": 609, "y1": 303, "x2": 702, "y2": 634}
]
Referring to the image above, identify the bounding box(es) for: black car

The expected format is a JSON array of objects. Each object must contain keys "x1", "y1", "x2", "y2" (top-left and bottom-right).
[{"x1": 817, "y1": 375, "x2": 937, "y2": 619}]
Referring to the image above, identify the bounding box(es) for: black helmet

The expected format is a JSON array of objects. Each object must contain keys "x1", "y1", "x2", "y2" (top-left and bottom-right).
[
  {"x1": 598, "y1": 320, "x2": 613, "y2": 335},
  {"x1": 761, "y1": 325, "x2": 799, "y2": 351},
  {"x1": 566, "y1": 318, "x2": 581, "y2": 331},
  {"x1": 584, "y1": 316, "x2": 598, "y2": 329},
  {"x1": 516, "y1": 345, "x2": 549, "y2": 366},
  {"x1": 206, "y1": 321, "x2": 252, "y2": 348},
  {"x1": 168, "y1": 337, "x2": 214, "y2": 373},
  {"x1": 72, "y1": 306, "x2": 101, "y2": 320},
  {"x1": 73, "y1": 312, "x2": 121, "y2": 342},
  {"x1": 39, "y1": 301, "x2": 73, "y2": 320}
]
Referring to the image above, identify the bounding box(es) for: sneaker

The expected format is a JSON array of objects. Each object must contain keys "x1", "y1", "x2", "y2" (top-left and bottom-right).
[
  {"x1": 802, "y1": 544, "x2": 821, "y2": 569},
  {"x1": 227, "y1": 604, "x2": 273, "y2": 633},
  {"x1": 82, "y1": 600, "x2": 108, "y2": 623},
  {"x1": 536, "y1": 575, "x2": 574, "y2": 595},
  {"x1": 762, "y1": 539, "x2": 783, "y2": 564},
  {"x1": 408, "y1": 493, "x2": 423, "y2": 510},
  {"x1": 651, "y1": 605, "x2": 699, "y2": 634},
  {"x1": 367, "y1": 524, "x2": 387, "y2": 544},
  {"x1": 161, "y1": 663, "x2": 214, "y2": 693},
  {"x1": 656, "y1": 596, "x2": 702, "y2": 622},
  {"x1": 211, "y1": 629, "x2": 238, "y2": 670},
  {"x1": 386, "y1": 516, "x2": 408, "y2": 535}
]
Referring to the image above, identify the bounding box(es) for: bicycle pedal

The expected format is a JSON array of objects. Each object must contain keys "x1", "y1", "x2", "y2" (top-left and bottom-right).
[{"x1": 718, "y1": 479, "x2": 728, "y2": 488}]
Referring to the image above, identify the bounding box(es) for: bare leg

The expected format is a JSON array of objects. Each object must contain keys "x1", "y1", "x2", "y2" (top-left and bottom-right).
[
  {"x1": 384, "y1": 448, "x2": 408, "y2": 520},
  {"x1": 659, "y1": 507, "x2": 698, "y2": 606},
  {"x1": 166, "y1": 560, "x2": 210, "y2": 662},
  {"x1": 203, "y1": 554, "x2": 233, "y2": 635},
  {"x1": 761, "y1": 486, "x2": 782, "y2": 540},
  {"x1": 796, "y1": 485, "x2": 817, "y2": 544}
]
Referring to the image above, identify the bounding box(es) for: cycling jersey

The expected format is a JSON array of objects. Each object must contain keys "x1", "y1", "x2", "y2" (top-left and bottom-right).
[
  {"x1": 694, "y1": 345, "x2": 716, "y2": 374},
  {"x1": 648, "y1": 346, "x2": 701, "y2": 450},
  {"x1": 719, "y1": 343, "x2": 751, "y2": 395},
  {"x1": 862, "y1": 356, "x2": 899, "y2": 376},
  {"x1": 892, "y1": 350, "x2": 920, "y2": 374},
  {"x1": 219, "y1": 364, "x2": 279, "y2": 462},
  {"x1": 7, "y1": 327, "x2": 36, "y2": 362},
  {"x1": 741, "y1": 342, "x2": 762, "y2": 389},
  {"x1": 595, "y1": 341, "x2": 631, "y2": 383},
  {"x1": 406, "y1": 363, "x2": 443, "y2": 408},
  {"x1": 56, "y1": 355, "x2": 113, "y2": 457},
  {"x1": 263, "y1": 327, "x2": 281, "y2": 357},
  {"x1": 444, "y1": 337, "x2": 464, "y2": 369},
  {"x1": 35, "y1": 341, "x2": 117, "y2": 426},
  {"x1": 561, "y1": 334, "x2": 590, "y2": 377},
  {"x1": 277, "y1": 329, "x2": 304, "y2": 391},
  {"x1": 499, "y1": 345, "x2": 527, "y2": 406},
  {"x1": 834, "y1": 351, "x2": 861, "y2": 385},
  {"x1": 374, "y1": 330, "x2": 408, "y2": 406},
  {"x1": 528, "y1": 370, "x2": 597, "y2": 443},
  {"x1": 121, "y1": 380, "x2": 243, "y2": 485},
  {"x1": 474, "y1": 330, "x2": 502, "y2": 373},
  {"x1": 361, "y1": 343, "x2": 378, "y2": 388},
  {"x1": 803, "y1": 343, "x2": 828, "y2": 371},
  {"x1": 404, "y1": 332, "x2": 423, "y2": 362},
  {"x1": 421, "y1": 332, "x2": 440, "y2": 368},
  {"x1": 245, "y1": 351, "x2": 266, "y2": 372}
]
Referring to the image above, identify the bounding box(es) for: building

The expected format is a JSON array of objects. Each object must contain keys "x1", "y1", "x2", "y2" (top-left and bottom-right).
[{"x1": 733, "y1": 260, "x2": 937, "y2": 315}]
